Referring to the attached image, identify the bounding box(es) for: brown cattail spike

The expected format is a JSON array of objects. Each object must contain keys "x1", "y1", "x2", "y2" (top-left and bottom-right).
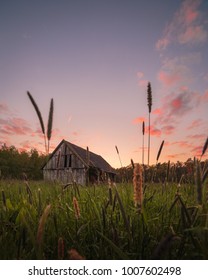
[
  {"x1": 133, "y1": 164, "x2": 143, "y2": 208},
  {"x1": 73, "y1": 197, "x2": 80, "y2": 219}
]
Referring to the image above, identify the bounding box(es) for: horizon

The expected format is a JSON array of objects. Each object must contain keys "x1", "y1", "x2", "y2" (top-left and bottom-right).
[{"x1": 0, "y1": 0, "x2": 208, "y2": 168}]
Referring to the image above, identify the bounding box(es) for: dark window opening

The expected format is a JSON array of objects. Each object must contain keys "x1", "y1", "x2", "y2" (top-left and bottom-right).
[
  {"x1": 64, "y1": 154, "x2": 72, "y2": 168},
  {"x1": 64, "y1": 155, "x2": 67, "y2": 168}
]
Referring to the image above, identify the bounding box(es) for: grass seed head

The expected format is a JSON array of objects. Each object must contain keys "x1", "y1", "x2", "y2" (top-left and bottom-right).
[
  {"x1": 73, "y1": 197, "x2": 80, "y2": 219},
  {"x1": 133, "y1": 164, "x2": 143, "y2": 208}
]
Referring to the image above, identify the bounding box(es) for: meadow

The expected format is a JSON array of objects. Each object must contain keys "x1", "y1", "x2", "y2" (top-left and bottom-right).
[
  {"x1": 0, "y1": 89, "x2": 207, "y2": 260},
  {"x1": 1, "y1": 169, "x2": 208, "y2": 260}
]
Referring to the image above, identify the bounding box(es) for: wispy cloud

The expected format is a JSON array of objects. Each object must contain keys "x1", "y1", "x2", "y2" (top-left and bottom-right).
[
  {"x1": 156, "y1": 0, "x2": 207, "y2": 50},
  {"x1": 132, "y1": 116, "x2": 146, "y2": 124},
  {"x1": 145, "y1": 126, "x2": 161, "y2": 137},
  {"x1": 0, "y1": 117, "x2": 33, "y2": 135},
  {"x1": 158, "y1": 52, "x2": 201, "y2": 88},
  {"x1": 136, "y1": 71, "x2": 148, "y2": 88},
  {"x1": 0, "y1": 103, "x2": 11, "y2": 115}
]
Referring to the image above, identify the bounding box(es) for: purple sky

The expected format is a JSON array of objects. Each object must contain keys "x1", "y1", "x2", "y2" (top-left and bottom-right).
[{"x1": 0, "y1": 0, "x2": 208, "y2": 167}]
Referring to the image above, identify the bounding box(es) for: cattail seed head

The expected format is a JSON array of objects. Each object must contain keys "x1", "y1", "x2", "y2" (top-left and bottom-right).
[
  {"x1": 73, "y1": 197, "x2": 80, "y2": 219},
  {"x1": 147, "y1": 82, "x2": 152, "y2": 113},
  {"x1": 37, "y1": 204, "x2": 51, "y2": 247},
  {"x1": 133, "y1": 164, "x2": 143, "y2": 208}
]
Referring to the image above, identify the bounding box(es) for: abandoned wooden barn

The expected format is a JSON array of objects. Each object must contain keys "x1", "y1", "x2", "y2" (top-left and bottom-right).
[{"x1": 42, "y1": 139, "x2": 116, "y2": 185}]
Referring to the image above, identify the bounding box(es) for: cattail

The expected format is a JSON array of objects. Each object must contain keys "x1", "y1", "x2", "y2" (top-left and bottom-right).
[
  {"x1": 47, "y1": 98, "x2": 54, "y2": 154},
  {"x1": 156, "y1": 140, "x2": 164, "y2": 163},
  {"x1": 133, "y1": 164, "x2": 143, "y2": 208},
  {"x1": 131, "y1": 158, "x2": 135, "y2": 169},
  {"x1": 142, "y1": 121, "x2": 145, "y2": 165},
  {"x1": 68, "y1": 248, "x2": 85, "y2": 260},
  {"x1": 27, "y1": 91, "x2": 47, "y2": 153},
  {"x1": 73, "y1": 197, "x2": 80, "y2": 219},
  {"x1": 58, "y1": 237, "x2": 64, "y2": 260},
  {"x1": 147, "y1": 82, "x2": 152, "y2": 166},
  {"x1": 147, "y1": 82, "x2": 152, "y2": 114},
  {"x1": 37, "y1": 204, "x2": 51, "y2": 247},
  {"x1": 115, "y1": 145, "x2": 123, "y2": 167}
]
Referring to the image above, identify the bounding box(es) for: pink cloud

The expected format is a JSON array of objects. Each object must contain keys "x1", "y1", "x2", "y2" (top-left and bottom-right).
[
  {"x1": 178, "y1": 25, "x2": 207, "y2": 45},
  {"x1": 0, "y1": 103, "x2": 10, "y2": 114},
  {"x1": 162, "y1": 125, "x2": 175, "y2": 135},
  {"x1": 145, "y1": 126, "x2": 161, "y2": 137},
  {"x1": 172, "y1": 140, "x2": 193, "y2": 149},
  {"x1": 156, "y1": 38, "x2": 169, "y2": 51},
  {"x1": 138, "y1": 79, "x2": 148, "y2": 88},
  {"x1": 132, "y1": 116, "x2": 146, "y2": 124},
  {"x1": 166, "y1": 153, "x2": 186, "y2": 159},
  {"x1": 187, "y1": 119, "x2": 204, "y2": 130},
  {"x1": 191, "y1": 145, "x2": 203, "y2": 157},
  {"x1": 136, "y1": 71, "x2": 148, "y2": 88},
  {"x1": 156, "y1": 0, "x2": 207, "y2": 50},
  {"x1": 158, "y1": 70, "x2": 180, "y2": 87},
  {"x1": 0, "y1": 117, "x2": 33, "y2": 135},
  {"x1": 158, "y1": 53, "x2": 201, "y2": 89},
  {"x1": 184, "y1": 5, "x2": 199, "y2": 24},
  {"x1": 152, "y1": 108, "x2": 163, "y2": 115},
  {"x1": 137, "y1": 72, "x2": 144, "y2": 79},
  {"x1": 201, "y1": 90, "x2": 208, "y2": 102},
  {"x1": 187, "y1": 133, "x2": 206, "y2": 140}
]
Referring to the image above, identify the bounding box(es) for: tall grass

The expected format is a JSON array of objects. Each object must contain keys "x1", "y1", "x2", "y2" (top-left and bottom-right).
[{"x1": 1, "y1": 176, "x2": 208, "y2": 260}]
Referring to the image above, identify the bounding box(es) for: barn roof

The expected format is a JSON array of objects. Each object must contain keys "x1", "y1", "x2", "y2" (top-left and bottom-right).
[{"x1": 43, "y1": 139, "x2": 116, "y2": 174}]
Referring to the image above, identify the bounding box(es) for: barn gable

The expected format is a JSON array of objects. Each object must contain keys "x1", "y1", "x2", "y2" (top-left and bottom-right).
[{"x1": 42, "y1": 139, "x2": 116, "y2": 185}]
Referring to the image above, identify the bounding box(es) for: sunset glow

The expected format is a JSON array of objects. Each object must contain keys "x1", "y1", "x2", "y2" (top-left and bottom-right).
[{"x1": 0, "y1": 0, "x2": 208, "y2": 168}]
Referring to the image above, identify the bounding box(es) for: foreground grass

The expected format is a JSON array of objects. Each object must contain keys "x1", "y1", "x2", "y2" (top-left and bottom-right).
[{"x1": 0, "y1": 179, "x2": 208, "y2": 260}]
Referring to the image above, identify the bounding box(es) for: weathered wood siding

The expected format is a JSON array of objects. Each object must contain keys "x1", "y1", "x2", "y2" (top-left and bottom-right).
[{"x1": 43, "y1": 142, "x2": 86, "y2": 185}]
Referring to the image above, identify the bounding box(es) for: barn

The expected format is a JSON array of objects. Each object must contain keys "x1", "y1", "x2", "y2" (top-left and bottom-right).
[{"x1": 42, "y1": 139, "x2": 116, "y2": 185}]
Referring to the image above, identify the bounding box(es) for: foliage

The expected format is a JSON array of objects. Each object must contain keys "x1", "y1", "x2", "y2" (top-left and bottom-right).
[
  {"x1": 0, "y1": 144, "x2": 47, "y2": 180},
  {"x1": 0, "y1": 172, "x2": 208, "y2": 259}
]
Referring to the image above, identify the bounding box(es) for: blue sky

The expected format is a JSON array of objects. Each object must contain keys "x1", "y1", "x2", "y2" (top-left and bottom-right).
[{"x1": 0, "y1": 0, "x2": 208, "y2": 167}]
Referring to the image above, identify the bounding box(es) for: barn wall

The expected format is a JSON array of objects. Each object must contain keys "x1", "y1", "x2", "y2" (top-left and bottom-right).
[{"x1": 43, "y1": 142, "x2": 86, "y2": 185}]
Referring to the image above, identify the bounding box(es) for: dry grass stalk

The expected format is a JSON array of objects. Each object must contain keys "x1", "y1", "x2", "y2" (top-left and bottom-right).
[
  {"x1": 58, "y1": 237, "x2": 64, "y2": 260},
  {"x1": 68, "y1": 248, "x2": 85, "y2": 260},
  {"x1": 133, "y1": 164, "x2": 143, "y2": 208},
  {"x1": 73, "y1": 197, "x2": 80, "y2": 219},
  {"x1": 37, "y1": 204, "x2": 51, "y2": 247}
]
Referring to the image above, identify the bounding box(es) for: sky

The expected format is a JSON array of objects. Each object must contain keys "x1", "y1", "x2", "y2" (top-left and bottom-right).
[{"x1": 0, "y1": 0, "x2": 208, "y2": 168}]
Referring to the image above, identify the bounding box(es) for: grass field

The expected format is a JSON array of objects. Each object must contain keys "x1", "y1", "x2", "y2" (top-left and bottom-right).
[{"x1": 1, "y1": 174, "x2": 208, "y2": 260}]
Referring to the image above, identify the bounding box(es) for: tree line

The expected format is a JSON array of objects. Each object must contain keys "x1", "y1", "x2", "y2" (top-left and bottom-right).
[{"x1": 0, "y1": 144, "x2": 47, "y2": 180}]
